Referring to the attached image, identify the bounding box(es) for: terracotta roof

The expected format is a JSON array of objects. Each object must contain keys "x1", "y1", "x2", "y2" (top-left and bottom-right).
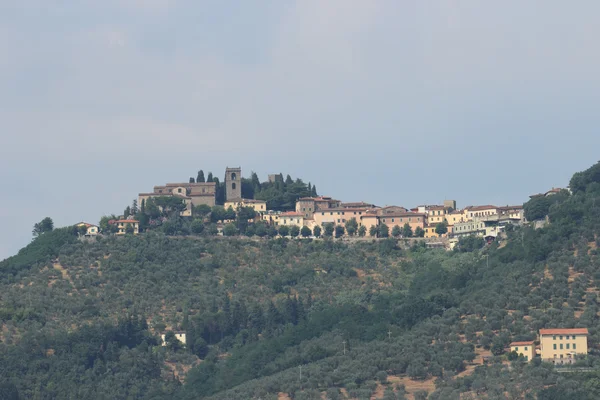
[
  {"x1": 188, "y1": 193, "x2": 214, "y2": 197},
  {"x1": 427, "y1": 205, "x2": 445, "y2": 210},
  {"x1": 539, "y1": 328, "x2": 588, "y2": 335},
  {"x1": 316, "y1": 207, "x2": 368, "y2": 213},
  {"x1": 164, "y1": 182, "x2": 216, "y2": 187},
  {"x1": 341, "y1": 202, "x2": 377, "y2": 208},
  {"x1": 510, "y1": 341, "x2": 534, "y2": 346},
  {"x1": 280, "y1": 212, "x2": 303, "y2": 216},
  {"x1": 116, "y1": 219, "x2": 139, "y2": 223},
  {"x1": 225, "y1": 198, "x2": 266, "y2": 204}
]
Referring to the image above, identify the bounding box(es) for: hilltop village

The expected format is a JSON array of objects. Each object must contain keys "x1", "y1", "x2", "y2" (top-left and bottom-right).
[{"x1": 77, "y1": 166, "x2": 565, "y2": 250}]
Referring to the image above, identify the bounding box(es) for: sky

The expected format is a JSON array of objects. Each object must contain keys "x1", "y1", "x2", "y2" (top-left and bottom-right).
[{"x1": 1, "y1": 0, "x2": 600, "y2": 260}]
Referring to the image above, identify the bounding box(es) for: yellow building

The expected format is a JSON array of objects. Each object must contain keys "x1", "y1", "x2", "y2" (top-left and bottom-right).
[
  {"x1": 115, "y1": 219, "x2": 139, "y2": 235},
  {"x1": 313, "y1": 207, "x2": 368, "y2": 226},
  {"x1": 224, "y1": 198, "x2": 267, "y2": 214},
  {"x1": 540, "y1": 328, "x2": 588, "y2": 364},
  {"x1": 262, "y1": 211, "x2": 281, "y2": 226},
  {"x1": 510, "y1": 341, "x2": 535, "y2": 362},
  {"x1": 465, "y1": 205, "x2": 498, "y2": 220}
]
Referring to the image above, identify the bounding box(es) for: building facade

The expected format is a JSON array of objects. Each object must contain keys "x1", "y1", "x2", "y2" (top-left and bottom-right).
[
  {"x1": 115, "y1": 219, "x2": 139, "y2": 235},
  {"x1": 540, "y1": 328, "x2": 588, "y2": 364},
  {"x1": 224, "y1": 198, "x2": 267, "y2": 214},
  {"x1": 225, "y1": 167, "x2": 242, "y2": 201},
  {"x1": 510, "y1": 341, "x2": 535, "y2": 361}
]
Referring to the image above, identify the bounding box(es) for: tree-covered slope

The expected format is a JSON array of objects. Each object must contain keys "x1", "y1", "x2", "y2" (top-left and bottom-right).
[{"x1": 3, "y1": 161, "x2": 600, "y2": 399}]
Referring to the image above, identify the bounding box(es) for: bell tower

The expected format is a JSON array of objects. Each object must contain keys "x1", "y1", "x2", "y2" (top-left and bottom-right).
[{"x1": 225, "y1": 167, "x2": 242, "y2": 201}]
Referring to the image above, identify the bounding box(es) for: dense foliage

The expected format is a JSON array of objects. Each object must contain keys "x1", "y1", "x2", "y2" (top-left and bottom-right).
[{"x1": 3, "y1": 161, "x2": 600, "y2": 398}]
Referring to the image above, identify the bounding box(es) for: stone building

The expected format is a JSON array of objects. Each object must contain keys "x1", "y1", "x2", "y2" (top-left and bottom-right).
[{"x1": 225, "y1": 167, "x2": 242, "y2": 201}]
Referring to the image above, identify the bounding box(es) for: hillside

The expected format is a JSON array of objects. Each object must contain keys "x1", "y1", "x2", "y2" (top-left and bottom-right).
[{"x1": 2, "y1": 162, "x2": 600, "y2": 399}]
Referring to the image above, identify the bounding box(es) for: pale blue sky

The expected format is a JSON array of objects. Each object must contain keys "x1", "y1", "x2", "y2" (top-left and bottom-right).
[{"x1": 2, "y1": 1, "x2": 600, "y2": 259}]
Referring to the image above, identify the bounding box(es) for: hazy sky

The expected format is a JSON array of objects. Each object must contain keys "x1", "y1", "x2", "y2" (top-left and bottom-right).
[{"x1": 1, "y1": 1, "x2": 600, "y2": 260}]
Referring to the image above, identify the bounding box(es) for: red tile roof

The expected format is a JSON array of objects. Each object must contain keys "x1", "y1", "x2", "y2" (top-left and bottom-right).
[
  {"x1": 539, "y1": 328, "x2": 588, "y2": 335},
  {"x1": 280, "y1": 212, "x2": 303, "y2": 216},
  {"x1": 510, "y1": 341, "x2": 534, "y2": 346},
  {"x1": 116, "y1": 219, "x2": 139, "y2": 223}
]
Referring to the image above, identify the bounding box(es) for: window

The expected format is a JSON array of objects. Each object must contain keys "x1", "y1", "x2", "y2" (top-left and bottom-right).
[
  {"x1": 232, "y1": 182, "x2": 237, "y2": 190},
  {"x1": 392, "y1": 219, "x2": 395, "y2": 222},
  {"x1": 159, "y1": 190, "x2": 163, "y2": 193},
  {"x1": 553, "y1": 336, "x2": 556, "y2": 340},
  {"x1": 560, "y1": 354, "x2": 563, "y2": 359},
  {"x1": 231, "y1": 172, "x2": 237, "y2": 180},
  {"x1": 565, "y1": 335, "x2": 569, "y2": 340},
  {"x1": 566, "y1": 344, "x2": 570, "y2": 349},
  {"x1": 525, "y1": 356, "x2": 528, "y2": 361},
  {"x1": 515, "y1": 347, "x2": 518, "y2": 351},
  {"x1": 560, "y1": 344, "x2": 563, "y2": 350},
  {"x1": 178, "y1": 188, "x2": 182, "y2": 193},
  {"x1": 559, "y1": 336, "x2": 563, "y2": 340},
  {"x1": 572, "y1": 335, "x2": 576, "y2": 339},
  {"x1": 553, "y1": 344, "x2": 557, "y2": 350},
  {"x1": 573, "y1": 343, "x2": 577, "y2": 349},
  {"x1": 524, "y1": 346, "x2": 528, "y2": 350}
]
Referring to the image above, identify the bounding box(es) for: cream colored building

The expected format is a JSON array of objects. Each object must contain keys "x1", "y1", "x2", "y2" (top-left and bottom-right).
[
  {"x1": 138, "y1": 193, "x2": 193, "y2": 217},
  {"x1": 540, "y1": 328, "x2": 588, "y2": 364},
  {"x1": 296, "y1": 196, "x2": 341, "y2": 219},
  {"x1": 262, "y1": 211, "x2": 281, "y2": 226},
  {"x1": 115, "y1": 219, "x2": 139, "y2": 235},
  {"x1": 453, "y1": 220, "x2": 486, "y2": 238},
  {"x1": 465, "y1": 205, "x2": 498, "y2": 220},
  {"x1": 278, "y1": 212, "x2": 304, "y2": 227},
  {"x1": 142, "y1": 181, "x2": 216, "y2": 208},
  {"x1": 378, "y1": 212, "x2": 426, "y2": 233},
  {"x1": 76, "y1": 222, "x2": 99, "y2": 236},
  {"x1": 161, "y1": 332, "x2": 187, "y2": 346},
  {"x1": 510, "y1": 341, "x2": 535, "y2": 362},
  {"x1": 224, "y1": 198, "x2": 267, "y2": 214}
]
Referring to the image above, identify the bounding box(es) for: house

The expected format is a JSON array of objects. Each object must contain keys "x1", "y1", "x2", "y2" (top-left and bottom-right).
[
  {"x1": 278, "y1": 211, "x2": 305, "y2": 227},
  {"x1": 464, "y1": 205, "x2": 498, "y2": 220},
  {"x1": 76, "y1": 222, "x2": 99, "y2": 236},
  {"x1": 160, "y1": 331, "x2": 187, "y2": 346},
  {"x1": 138, "y1": 192, "x2": 193, "y2": 217},
  {"x1": 510, "y1": 341, "x2": 535, "y2": 361},
  {"x1": 262, "y1": 210, "x2": 281, "y2": 226},
  {"x1": 425, "y1": 205, "x2": 448, "y2": 226},
  {"x1": 115, "y1": 219, "x2": 139, "y2": 235},
  {"x1": 539, "y1": 328, "x2": 588, "y2": 364},
  {"x1": 142, "y1": 181, "x2": 217, "y2": 208},
  {"x1": 453, "y1": 220, "x2": 486, "y2": 238},
  {"x1": 224, "y1": 198, "x2": 267, "y2": 214},
  {"x1": 295, "y1": 196, "x2": 341, "y2": 219}
]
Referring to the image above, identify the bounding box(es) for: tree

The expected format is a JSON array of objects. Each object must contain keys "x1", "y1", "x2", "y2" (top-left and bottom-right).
[
  {"x1": 435, "y1": 222, "x2": 448, "y2": 236},
  {"x1": 164, "y1": 331, "x2": 183, "y2": 351},
  {"x1": 131, "y1": 199, "x2": 138, "y2": 215},
  {"x1": 124, "y1": 206, "x2": 131, "y2": 218},
  {"x1": 290, "y1": 225, "x2": 300, "y2": 237},
  {"x1": 223, "y1": 223, "x2": 237, "y2": 236},
  {"x1": 402, "y1": 223, "x2": 413, "y2": 238},
  {"x1": 267, "y1": 226, "x2": 278, "y2": 238},
  {"x1": 379, "y1": 223, "x2": 390, "y2": 238},
  {"x1": 197, "y1": 170, "x2": 205, "y2": 183},
  {"x1": 358, "y1": 225, "x2": 367, "y2": 237},
  {"x1": 369, "y1": 225, "x2": 378, "y2": 237},
  {"x1": 32, "y1": 217, "x2": 54, "y2": 237},
  {"x1": 313, "y1": 225, "x2": 322, "y2": 238},
  {"x1": 255, "y1": 222, "x2": 268, "y2": 237},
  {"x1": 335, "y1": 225, "x2": 345, "y2": 238},
  {"x1": 194, "y1": 204, "x2": 212, "y2": 217},
  {"x1": 392, "y1": 225, "x2": 402, "y2": 238},
  {"x1": 414, "y1": 226, "x2": 425, "y2": 237},
  {"x1": 191, "y1": 219, "x2": 205, "y2": 235},
  {"x1": 285, "y1": 175, "x2": 293, "y2": 185},
  {"x1": 125, "y1": 224, "x2": 135, "y2": 235},
  {"x1": 207, "y1": 172, "x2": 214, "y2": 182},
  {"x1": 345, "y1": 218, "x2": 358, "y2": 236},
  {"x1": 236, "y1": 206, "x2": 256, "y2": 234},
  {"x1": 311, "y1": 185, "x2": 318, "y2": 196},
  {"x1": 278, "y1": 225, "x2": 290, "y2": 237},
  {"x1": 189, "y1": 177, "x2": 195, "y2": 183},
  {"x1": 301, "y1": 226, "x2": 311, "y2": 238},
  {"x1": 323, "y1": 223, "x2": 335, "y2": 238}
]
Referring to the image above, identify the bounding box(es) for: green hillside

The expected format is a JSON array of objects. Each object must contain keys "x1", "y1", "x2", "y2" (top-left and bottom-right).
[{"x1": 2, "y1": 161, "x2": 600, "y2": 399}]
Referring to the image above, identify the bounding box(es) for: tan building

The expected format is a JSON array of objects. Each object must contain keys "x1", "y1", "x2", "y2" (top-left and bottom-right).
[
  {"x1": 377, "y1": 206, "x2": 408, "y2": 216},
  {"x1": 147, "y1": 181, "x2": 216, "y2": 207},
  {"x1": 224, "y1": 198, "x2": 267, "y2": 214},
  {"x1": 277, "y1": 212, "x2": 304, "y2": 227},
  {"x1": 115, "y1": 219, "x2": 139, "y2": 235},
  {"x1": 341, "y1": 202, "x2": 378, "y2": 209},
  {"x1": 296, "y1": 196, "x2": 341, "y2": 219},
  {"x1": 510, "y1": 341, "x2": 535, "y2": 362},
  {"x1": 425, "y1": 206, "x2": 448, "y2": 226},
  {"x1": 360, "y1": 212, "x2": 379, "y2": 234},
  {"x1": 76, "y1": 222, "x2": 99, "y2": 236},
  {"x1": 378, "y1": 212, "x2": 426, "y2": 233},
  {"x1": 540, "y1": 328, "x2": 588, "y2": 364},
  {"x1": 313, "y1": 207, "x2": 368, "y2": 226},
  {"x1": 446, "y1": 210, "x2": 467, "y2": 226}
]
